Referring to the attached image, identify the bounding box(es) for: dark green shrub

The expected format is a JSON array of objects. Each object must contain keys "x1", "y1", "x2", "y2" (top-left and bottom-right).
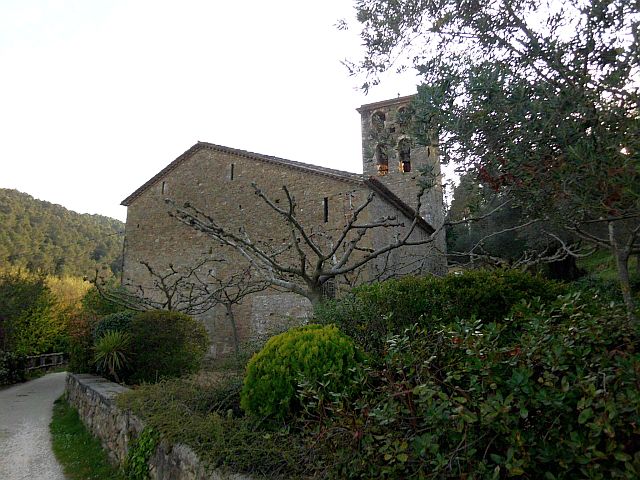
[
  {"x1": 92, "y1": 311, "x2": 135, "y2": 341},
  {"x1": 0, "y1": 350, "x2": 26, "y2": 385},
  {"x1": 127, "y1": 310, "x2": 209, "y2": 384},
  {"x1": 316, "y1": 293, "x2": 640, "y2": 479},
  {"x1": 67, "y1": 313, "x2": 97, "y2": 374},
  {"x1": 315, "y1": 269, "x2": 566, "y2": 356},
  {"x1": 241, "y1": 324, "x2": 363, "y2": 419}
]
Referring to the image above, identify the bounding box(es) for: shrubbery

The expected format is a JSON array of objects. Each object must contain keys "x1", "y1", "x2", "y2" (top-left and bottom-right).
[
  {"x1": 94, "y1": 330, "x2": 131, "y2": 383},
  {"x1": 119, "y1": 271, "x2": 639, "y2": 478},
  {"x1": 93, "y1": 311, "x2": 135, "y2": 341},
  {"x1": 0, "y1": 271, "x2": 59, "y2": 355},
  {"x1": 127, "y1": 310, "x2": 210, "y2": 384},
  {"x1": 313, "y1": 292, "x2": 640, "y2": 478},
  {"x1": 0, "y1": 350, "x2": 26, "y2": 385},
  {"x1": 241, "y1": 324, "x2": 362, "y2": 419},
  {"x1": 315, "y1": 269, "x2": 566, "y2": 356}
]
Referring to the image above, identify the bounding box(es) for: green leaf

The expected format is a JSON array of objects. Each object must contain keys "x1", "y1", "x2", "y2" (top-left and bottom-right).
[
  {"x1": 614, "y1": 451, "x2": 631, "y2": 462},
  {"x1": 578, "y1": 408, "x2": 593, "y2": 424}
]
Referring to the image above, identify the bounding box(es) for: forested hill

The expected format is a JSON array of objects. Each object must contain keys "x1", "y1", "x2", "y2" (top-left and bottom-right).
[{"x1": 0, "y1": 188, "x2": 124, "y2": 277}]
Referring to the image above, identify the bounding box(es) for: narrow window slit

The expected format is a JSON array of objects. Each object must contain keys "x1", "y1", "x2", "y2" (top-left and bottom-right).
[
  {"x1": 230, "y1": 163, "x2": 235, "y2": 180},
  {"x1": 323, "y1": 197, "x2": 329, "y2": 223}
]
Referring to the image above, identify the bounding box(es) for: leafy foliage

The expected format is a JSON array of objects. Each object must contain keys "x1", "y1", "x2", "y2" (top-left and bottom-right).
[
  {"x1": 124, "y1": 427, "x2": 158, "y2": 480},
  {"x1": 314, "y1": 293, "x2": 640, "y2": 479},
  {"x1": 0, "y1": 270, "x2": 61, "y2": 355},
  {"x1": 315, "y1": 270, "x2": 565, "y2": 357},
  {"x1": 0, "y1": 188, "x2": 124, "y2": 277},
  {"x1": 81, "y1": 286, "x2": 127, "y2": 317},
  {"x1": 127, "y1": 310, "x2": 209, "y2": 384},
  {"x1": 67, "y1": 313, "x2": 98, "y2": 374},
  {"x1": 241, "y1": 324, "x2": 363, "y2": 419},
  {"x1": 94, "y1": 330, "x2": 131, "y2": 383},
  {"x1": 0, "y1": 350, "x2": 26, "y2": 385},
  {"x1": 117, "y1": 277, "x2": 640, "y2": 478},
  {"x1": 117, "y1": 372, "x2": 319, "y2": 478},
  {"x1": 92, "y1": 311, "x2": 135, "y2": 341},
  {"x1": 350, "y1": 0, "x2": 640, "y2": 318}
]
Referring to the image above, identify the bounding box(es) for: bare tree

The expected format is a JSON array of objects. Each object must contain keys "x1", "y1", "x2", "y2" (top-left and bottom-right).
[
  {"x1": 204, "y1": 267, "x2": 269, "y2": 356},
  {"x1": 93, "y1": 259, "x2": 221, "y2": 314},
  {"x1": 93, "y1": 259, "x2": 269, "y2": 354},
  {"x1": 167, "y1": 181, "x2": 442, "y2": 305}
]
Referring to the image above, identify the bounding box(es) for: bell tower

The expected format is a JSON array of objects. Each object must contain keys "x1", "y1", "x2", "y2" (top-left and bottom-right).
[{"x1": 357, "y1": 95, "x2": 443, "y2": 228}]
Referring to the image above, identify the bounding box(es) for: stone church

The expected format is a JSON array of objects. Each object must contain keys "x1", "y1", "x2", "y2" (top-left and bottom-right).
[{"x1": 120, "y1": 95, "x2": 447, "y2": 356}]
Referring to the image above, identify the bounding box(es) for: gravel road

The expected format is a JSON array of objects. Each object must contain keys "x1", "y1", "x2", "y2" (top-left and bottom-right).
[{"x1": 0, "y1": 371, "x2": 67, "y2": 480}]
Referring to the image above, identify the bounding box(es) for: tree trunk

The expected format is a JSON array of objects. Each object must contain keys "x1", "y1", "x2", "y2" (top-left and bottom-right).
[
  {"x1": 609, "y1": 222, "x2": 638, "y2": 328},
  {"x1": 307, "y1": 287, "x2": 325, "y2": 307},
  {"x1": 224, "y1": 303, "x2": 240, "y2": 357}
]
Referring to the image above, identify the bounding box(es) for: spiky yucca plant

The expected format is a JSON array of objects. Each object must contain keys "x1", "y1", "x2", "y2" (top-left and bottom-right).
[{"x1": 94, "y1": 330, "x2": 131, "y2": 383}]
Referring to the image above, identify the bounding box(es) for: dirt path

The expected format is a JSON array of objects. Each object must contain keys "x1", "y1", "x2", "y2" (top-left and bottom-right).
[{"x1": 0, "y1": 371, "x2": 67, "y2": 480}]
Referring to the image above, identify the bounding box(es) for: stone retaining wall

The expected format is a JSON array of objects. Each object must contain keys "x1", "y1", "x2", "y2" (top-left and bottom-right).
[{"x1": 65, "y1": 373, "x2": 250, "y2": 480}]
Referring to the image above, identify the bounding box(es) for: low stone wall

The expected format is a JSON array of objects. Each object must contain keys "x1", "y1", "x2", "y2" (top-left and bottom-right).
[{"x1": 65, "y1": 373, "x2": 251, "y2": 480}]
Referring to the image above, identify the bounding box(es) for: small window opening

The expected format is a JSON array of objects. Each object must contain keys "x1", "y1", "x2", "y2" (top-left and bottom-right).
[
  {"x1": 375, "y1": 144, "x2": 388, "y2": 176},
  {"x1": 398, "y1": 139, "x2": 411, "y2": 173},
  {"x1": 371, "y1": 111, "x2": 386, "y2": 132},
  {"x1": 230, "y1": 163, "x2": 235, "y2": 180},
  {"x1": 323, "y1": 197, "x2": 329, "y2": 223},
  {"x1": 322, "y1": 278, "x2": 337, "y2": 300},
  {"x1": 161, "y1": 181, "x2": 166, "y2": 194}
]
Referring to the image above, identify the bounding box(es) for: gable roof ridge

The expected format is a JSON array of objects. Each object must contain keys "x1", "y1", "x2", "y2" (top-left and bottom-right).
[
  {"x1": 121, "y1": 142, "x2": 363, "y2": 206},
  {"x1": 363, "y1": 176, "x2": 435, "y2": 234}
]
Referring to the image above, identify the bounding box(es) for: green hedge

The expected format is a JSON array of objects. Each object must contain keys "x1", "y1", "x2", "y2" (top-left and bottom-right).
[
  {"x1": 315, "y1": 270, "x2": 566, "y2": 356},
  {"x1": 127, "y1": 310, "x2": 210, "y2": 384}
]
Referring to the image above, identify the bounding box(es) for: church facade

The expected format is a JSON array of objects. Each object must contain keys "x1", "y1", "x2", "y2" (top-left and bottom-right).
[{"x1": 120, "y1": 95, "x2": 446, "y2": 356}]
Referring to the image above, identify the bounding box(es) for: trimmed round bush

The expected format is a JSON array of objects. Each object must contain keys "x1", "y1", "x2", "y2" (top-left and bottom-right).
[
  {"x1": 93, "y1": 311, "x2": 135, "y2": 341},
  {"x1": 241, "y1": 324, "x2": 362, "y2": 419},
  {"x1": 127, "y1": 310, "x2": 210, "y2": 384}
]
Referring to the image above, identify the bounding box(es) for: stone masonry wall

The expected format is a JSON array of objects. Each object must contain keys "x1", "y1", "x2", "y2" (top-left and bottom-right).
[
  {"x1": 123, "y1": 146, "x2": 373, "y2": 356},
  {"x1": 65, "y1": 373, "x2": 251, "y2": 480},
  {"x1": 123, "y1": 139, "x2": 446, "y2": 356},
  {"x1": 359, "y1": 96, "x2": 447, "y2": 252}
]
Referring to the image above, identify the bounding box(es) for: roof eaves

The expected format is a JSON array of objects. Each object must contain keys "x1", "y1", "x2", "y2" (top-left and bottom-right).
[
  {"x1": 356, "y1": 94, "x2": 417, "y2": 113},
  {"x1": 363, "y1": 177, "x2": 435, "y2": 234},
  {"x1": 121, "y1": 142, "x2": 363, "y2": 206}
]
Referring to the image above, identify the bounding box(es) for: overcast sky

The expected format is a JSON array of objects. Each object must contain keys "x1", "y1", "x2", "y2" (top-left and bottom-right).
[{"x1": 0, "y1": 1, "x2": 425, "y2": 221}]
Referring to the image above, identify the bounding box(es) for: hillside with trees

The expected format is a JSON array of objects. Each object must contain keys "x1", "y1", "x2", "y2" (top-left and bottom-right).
[{"x1": 0, "y1": 188, "x2": 124, "y2": 277}]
